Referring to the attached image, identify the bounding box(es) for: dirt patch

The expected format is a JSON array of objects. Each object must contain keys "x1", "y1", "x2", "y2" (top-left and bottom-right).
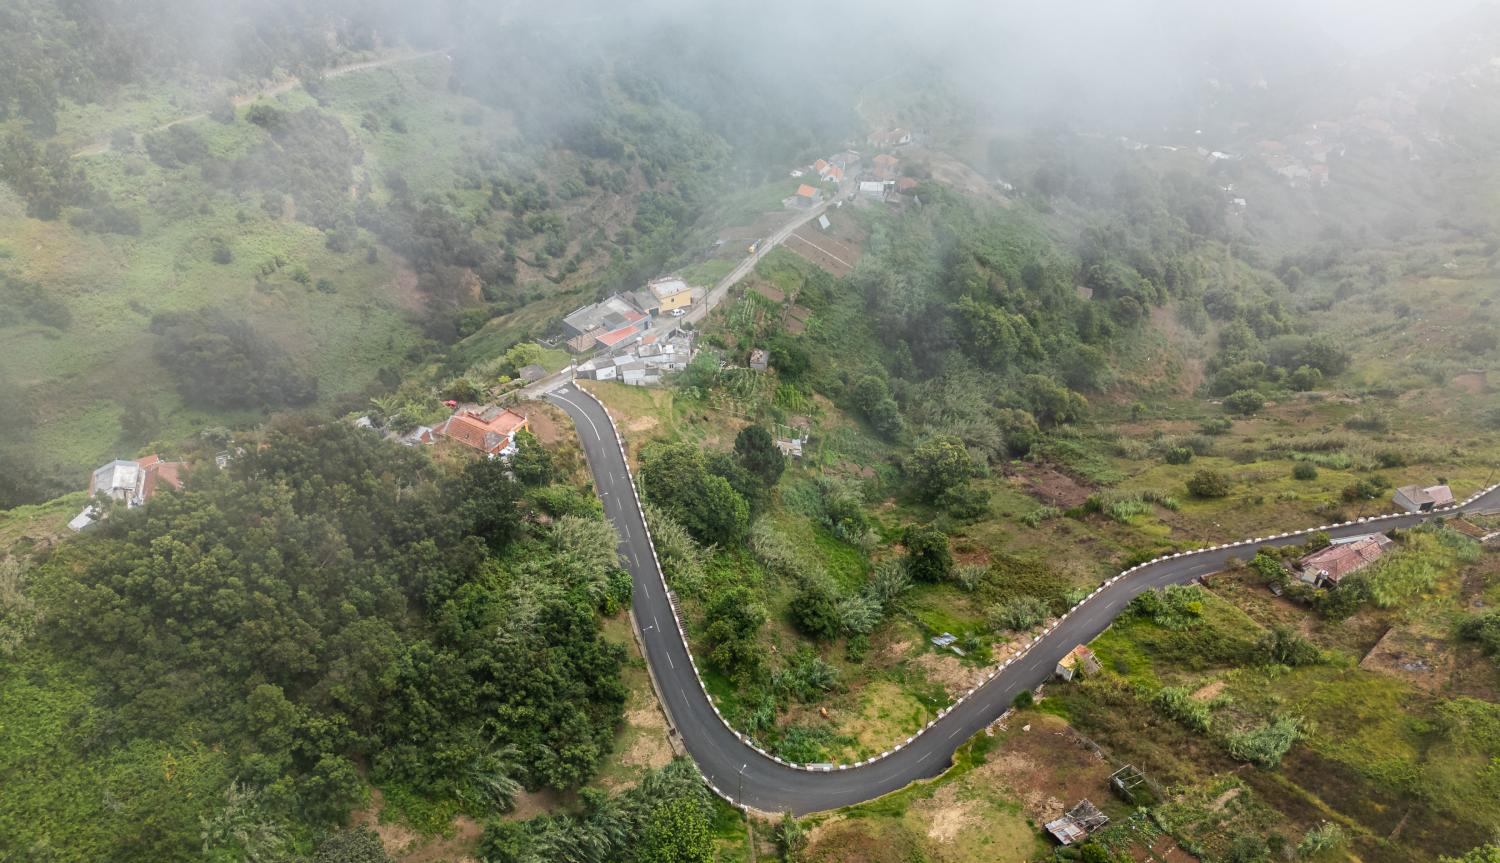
[
  {"x1": 1452, "y1": 372, "x2": 1488, "y2": 394},
  {"x1": 916, "y1": 783, "x2": 981, "y2": 844},
  {"x1": 382, "y1": 254, "x2": 426, "y2": 314},
  {"x1": 1008, "y1": 462, "x2": 1094, "y2": 508},
  {"x1": 503, "y1": 788, "x2": 564, "y2": 822},
  {"x1": 784, "y1": 227, "x2": 862, "y2": 278},
  {"x1": 968, "y1": 714, "x2": 1117, "y2": 823},
  {"x1": 352, "y1": 788, "x2": 484, "y2": 863},
  {"x1": 617, "y1": 704, "x2": 674, "y2": 772},
  {"x1": 626, "y1": 416, "x2": 658, "y2": 433},
  {"x1": 804, "y1": 816, "x2": 922, "y2": 863},
  {"x1": 877, "y1": 638, "x2": 917, "y2": 666},
  {"x1": 1359, "y1": 627, "x2": 1453, "y2": 692},
  {"x1": 910, "y1": 651, "x2": 987, "y2": 698},
  {"x1": 1191, "y1": 680, "x2": 1227, "y2": 702},
  {"x1": 523, "y1": 402, "x2": 568, "y2": 446},
  {"x1": 1127, "y1": 834, "x2": 1200, "y2": 863},
  {"x1": 1207, "y1": 786, "x2": 1241, "y2": 812}
]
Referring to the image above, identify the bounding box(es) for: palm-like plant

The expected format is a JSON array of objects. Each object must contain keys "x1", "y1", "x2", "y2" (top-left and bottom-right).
[
  {"x1": 462, "y1": 741, "x2": 524, "y2": 813},
  {"x1": 368, "y1": 395, "x2": 402, "y2": 423}
]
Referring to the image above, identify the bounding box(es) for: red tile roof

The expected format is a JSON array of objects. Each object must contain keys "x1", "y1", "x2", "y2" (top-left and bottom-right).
[
  {"x1": 1298, "y1": 534, "x2": 1390, "y2": 584},
  {"x1": 796, "y1": 184, "x2": 818, "y2": 199},
  {"x1": 438, "y1": 413, "x2": 494, "y2": 450},
  {"x1": 437, "y1": 408, "x2": 528, "y2": 455},
  {"x1": 596, "y1": 324, "x2": 640, "y2": 347},
  {"x1": 153, "y1": 460, "x2": 183, "y2": 491}
]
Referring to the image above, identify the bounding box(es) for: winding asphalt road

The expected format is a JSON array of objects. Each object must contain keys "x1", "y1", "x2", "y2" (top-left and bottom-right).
[{"x1": 546, "y1": 383, "x2": 1500, "y2": 815}]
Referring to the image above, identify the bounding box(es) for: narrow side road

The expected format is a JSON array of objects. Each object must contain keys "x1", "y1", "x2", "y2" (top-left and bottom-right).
[{"x1": 548, "y1": 383, "x2": 1500, "y2": 814}]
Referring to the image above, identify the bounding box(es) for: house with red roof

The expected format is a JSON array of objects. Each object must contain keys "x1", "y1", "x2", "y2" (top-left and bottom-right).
[
  {"x1": 435, "y1": 405, "x2": 529, "y2": 458},
  {"x1": 71, "y1": 454, "x2": 185, "y2": 531},
  {"x1": 790, "y1": 183, "x2": 821, "y2": 209},
  {"x1": 1295, "y1": 533, "x2": 1392, "y2": 587}
]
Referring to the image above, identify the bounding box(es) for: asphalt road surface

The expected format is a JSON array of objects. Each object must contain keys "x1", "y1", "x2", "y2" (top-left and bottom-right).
[{"x1": 547, "y1": 384, "x2": 1500, "y2": 815}]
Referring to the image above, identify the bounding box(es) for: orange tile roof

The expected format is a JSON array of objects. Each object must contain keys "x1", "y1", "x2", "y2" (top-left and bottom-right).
[
  {"x1": 153, "y1": 461, "x2": 183, "y2": 490},
  {"x1": 596, "y1": 324, "x2": 640, "y2": 347},
  {"x1": 796, "y1": 184, "x2": 818, "y2": 198},
  {"x1": 439, "y1": 413, "x2": 494, "y2": 451},
  {"x1": 486, "y1": 408, "x2": 527, "y2": 437},
  {"x1": 1298, "y1": 535, "x2": 1390, "y2": 583}
]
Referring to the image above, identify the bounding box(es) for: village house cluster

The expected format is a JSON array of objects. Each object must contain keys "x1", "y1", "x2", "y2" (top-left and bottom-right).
[
  {"x1": 559, "y1": 276, "x2": 696, "y2": 354},
  {"x1": 788, "y1": 128, "x2": 919, "y2": 209},
  {"x1": 572, "y1": 328, "x2": 694, "y2": 386}
]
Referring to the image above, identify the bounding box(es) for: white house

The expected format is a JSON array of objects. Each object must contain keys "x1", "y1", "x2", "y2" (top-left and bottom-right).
[{"x1": 1394, "y1": 483, "x2": 1454, "y2": 513}]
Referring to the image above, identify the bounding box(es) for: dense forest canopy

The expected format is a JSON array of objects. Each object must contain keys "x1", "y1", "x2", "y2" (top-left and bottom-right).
[{"x1": 4, "y1": 425, "x2": 628, "y2": 859}]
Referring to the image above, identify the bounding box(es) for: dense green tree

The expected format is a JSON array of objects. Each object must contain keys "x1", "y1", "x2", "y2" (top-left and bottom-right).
[
  {"x1": 1021, "y1": 374, "x2": 1086, "y2": 426},
  {"x1": 996, "y1": 408, "x2": 1041, "y2": 456},
  {"x1": 1287, "y1": 364, "x2": 1323, "y2": 391},
  {"x1": 314, "y1": 827, "x2": 394, "y2": 863},
  {"x1": 1441, "y1": 845, "x2": 1500, "y2": 863},
  {"x1": 704, "y1": 584, "x2": 767, "y2": 683},
  {"x1": 850, "y1": 374, "x2": 904, "y2": 439},
  {"x1": 640, "y1": 442, "x2": 749, "y2": 545},
  {"x1": 454, "y1": 456, "x2": 525, "y2": 551},
  {"x1": 708, "y1": 452, "x2": 769, "y2": 517},
  {"x1": 790, "y1": 579, "x2": 841, "y2": 641},
  {"x1": 1186, "y1": 469, "x2": 1231, "y2": 498},
  {"x1": 902, "y1": 525, "x2": 953, "y2": 583},
  {"x1": 23, "y1": 425, "x2": 627, "y2": 854},
  {"x1": 1258, "y1": 626, "x2": 1321, "y2": 667},
  {"x1": 768, "y1": 334, "x2": 811, "y2": 381},
  {"x1": 510, "y1": 430, "x2": 555, "y2": 486},
  {"x1": 1222, "y1": 389, "x2": 1265, "y2": 416},
  {"x1": 149, "y1": 309, "x2": 318, "y2": 410},
  {"x1": 734, "y1": 425, "x2": 786, "y2": 487},
  {"x1": 637, "y1": 797, "x2": 714, "y2": 863},
  {"x1": 1459, "y1": 611, "x2": 1500, "y2": 656},
  {"x1": 0, "y1": 132, "x2": 91, "y2": 218},
  {"x1": 905, "y1": 436, "x2": 973, "y2": 503},
  {"x1": 953, "y1": 295, "x2": 1042, "y2": 368}
]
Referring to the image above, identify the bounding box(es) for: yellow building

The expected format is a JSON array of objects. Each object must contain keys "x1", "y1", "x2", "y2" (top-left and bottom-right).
[{"x1": 648, "y1": 277, "x2": 693, "y2": 312}]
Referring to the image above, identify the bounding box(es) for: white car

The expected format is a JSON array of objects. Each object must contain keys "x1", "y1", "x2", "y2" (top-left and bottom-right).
[{"x1": 670, "y1": 308, "x2": 686, "y2": 317}]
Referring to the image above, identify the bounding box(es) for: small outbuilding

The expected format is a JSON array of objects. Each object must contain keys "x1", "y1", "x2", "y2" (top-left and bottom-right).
[
  {"x1": 1055, "y1": 645, "x2": 1101, "y2": 682},
  {"x1": 1394, "y1": 483, "x2": 1454, "y2": 513},
  {"x1": 749, "y1": 348, "x2": 769, "y2": 372},
  {"x1": 1045, "y1": 799, "x2": 1109, "y2": 845}
]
